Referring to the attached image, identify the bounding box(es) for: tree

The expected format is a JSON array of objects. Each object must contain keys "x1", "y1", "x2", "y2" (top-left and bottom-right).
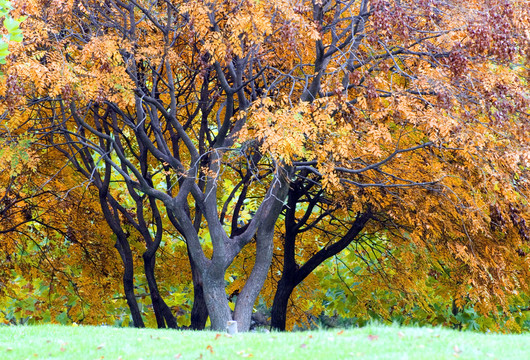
[
  {"x1": 269, "y1": 183, "x2": 371, "y2": 330},
  {"x1": 254, "y1": 0, "x2": 530, "y2": 330},
  {"x1": 5, "y1": 0, "x2": 530, "y2": 332},
  {"x1": 0, "y1": 147, "x2": 126, "y2": 326},
  {"x1": 6, "y1": 0, "x2": 293, "y2": 331}
]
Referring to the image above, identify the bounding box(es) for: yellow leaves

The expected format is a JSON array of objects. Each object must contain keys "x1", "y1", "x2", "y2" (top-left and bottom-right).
[
  {"x1": 320, "y1": 167, "x2": 341, "y2": 192},
  {"x1": 364, "y1": 124, "x2": 392, "y2": 157},
  {"x1": 6, "y1": 25, "x2": 135, "y2": 107},
  {"x1": 0, "y1": 134, "x2": 38, "y2": 177},
  {"x1": 242, "y1": 99, "x2": 313, "y2": 164},
  {"x1": 225, "y1": 7, "x2": 273, "y2": 49},
  {"x1": 183, "y1": 0, "x2": 278, "y2": 64},
  {"x1": 181, "y1": 2, "x2": 211, "y2": 39},
  {"x1": 74, "y1": 35, "x2": 135, "y2": 104}
]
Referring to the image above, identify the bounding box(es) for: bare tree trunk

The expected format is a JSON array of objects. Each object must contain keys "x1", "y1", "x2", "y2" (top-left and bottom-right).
[
  {"x1": 99, "y1": 190, "x2": 145, "y2": 328},
  {"x1": 143, "y1": 252, "x2": 178, "y2": 328},
  {"x1": 202, "y1": 267, "x2": 232, "y2": 331},
  {"x1": 270, "y1": 184, "x2": 372, "y2": 331},
  {"x1": 233, "y1": 229, "x2": 275, "y2": 331},
  {"x1": 189, "y1": 253, "x2": 208, "y2": 329},
  {"x1": 115, "y1": 239, "x2": 145, "y2": 328},
  {"x1": 270, "y1": 278, "x2": 295, "y2": 331},
  {"x1": 167, "y1": 211, "x2": 209, "y2": 330},
  {"x1": 233, "y1": 172, "x2": 291, "y2": 331}
]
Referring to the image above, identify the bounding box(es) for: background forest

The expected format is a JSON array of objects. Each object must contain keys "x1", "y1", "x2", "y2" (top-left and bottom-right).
[{"x1": 1, "y1": 0, "x2": 530, "y2": 333}]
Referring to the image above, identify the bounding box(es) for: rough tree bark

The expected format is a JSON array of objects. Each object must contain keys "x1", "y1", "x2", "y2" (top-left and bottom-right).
[
  {"x1": 188, "y1": 253, "x2": 209, "y2": 329},
  {"x1": 114, "y1": 234, "x2": 145, "y2": 328}
]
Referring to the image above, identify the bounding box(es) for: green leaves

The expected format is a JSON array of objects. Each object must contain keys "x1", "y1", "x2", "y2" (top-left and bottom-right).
[
  {"x1": 3, "y1": 15, "x2": 25, "y2": 43},
  {"x1": 0, "y1": 0, "x2": 25, "y2": 66},
  {"x1": 0, "y1": 41, "x2": 8, "y2": 63},
  {"x1": 55, "y1": 312, "x2": 69, "y2": 325}
]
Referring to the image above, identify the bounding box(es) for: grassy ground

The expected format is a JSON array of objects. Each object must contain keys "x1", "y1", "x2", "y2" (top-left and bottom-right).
[{"x1": 0, "y1": 324, "x2": 526, "y2": 360}]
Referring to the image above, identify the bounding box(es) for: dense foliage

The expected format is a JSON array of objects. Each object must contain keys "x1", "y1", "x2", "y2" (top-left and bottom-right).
[{"x1": 1, "y1": 0, "x2": 530, "y2": 332}]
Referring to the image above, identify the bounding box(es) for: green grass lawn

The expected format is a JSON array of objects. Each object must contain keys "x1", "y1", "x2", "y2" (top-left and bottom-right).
[{"x1": 0, "y1": 324, "x2": 524, "y2": 360}]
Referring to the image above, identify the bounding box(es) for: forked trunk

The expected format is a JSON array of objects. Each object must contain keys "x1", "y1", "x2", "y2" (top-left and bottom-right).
[
  {"x1": 143, "y1": 252, "x2": 178, "y2": 329},
  {"x1": 270, "y1": 208, "x2": 371, "y2": 331}
]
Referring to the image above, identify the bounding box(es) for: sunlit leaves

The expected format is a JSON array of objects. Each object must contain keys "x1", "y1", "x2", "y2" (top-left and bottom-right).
[{"x1": 2, "y1": 0, "x2": 530, "y2": 332}]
